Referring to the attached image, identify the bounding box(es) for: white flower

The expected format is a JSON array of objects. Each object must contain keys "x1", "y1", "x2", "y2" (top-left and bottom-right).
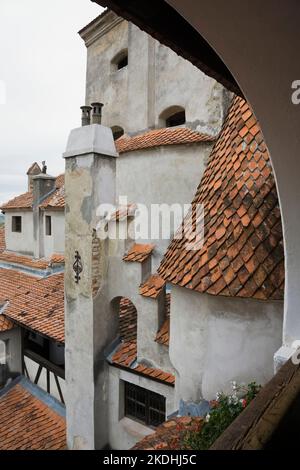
[{"x1": 205, "y1": 414, "x2": 210, "y2": 422}]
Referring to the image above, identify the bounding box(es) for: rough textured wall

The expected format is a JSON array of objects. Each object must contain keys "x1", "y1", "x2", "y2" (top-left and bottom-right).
[
  {"x1": 170, "y1": 285, "x2": 283, "y2": 402},
  {"x1": 116, "y1": 143, "x2": 212, "y2": 269}
]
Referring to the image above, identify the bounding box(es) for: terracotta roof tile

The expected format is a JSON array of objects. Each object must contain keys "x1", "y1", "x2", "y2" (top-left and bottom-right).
[
  {"x1": 0, "y1": 227, "x2": 5, "y2": 253},
  {"x1": 110, "y1": 203, "x2": 137, "y2": 221},
  {"x1": 1, "y1": 175, "x2": 65, "y2": 211},
  {"x1": 111, "y1": 341, "x2": 175, "y2": 386},
  {"x1": 139, "y1": 274, "x2": 165, "y2": 298},
  {"x1": 0, "y1": 252, "x2": 50, "y2": 270},
  {"x1": 132, "y1": 416, "x2": 203, "y2": 450},
  {"x1": 0, "y1": 268, "x2": 64, "y2": 343},
  {"x1": 123, "y1": 243, "x2": 155, "y2": 263},
  {"x1": 158, "y1": 97, "x2": 284, "y2": 301},
  {"x1": 0, "y1": 377, "x2": 66, "y2": 450},
  {"x1": 116, "y1": 127, "x2": 216, "y2": 154}
]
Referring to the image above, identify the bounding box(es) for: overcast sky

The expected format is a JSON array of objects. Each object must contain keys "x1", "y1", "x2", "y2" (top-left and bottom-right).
[{"x1": 0, "y1": 0, "x2": 104, "y2": 204}]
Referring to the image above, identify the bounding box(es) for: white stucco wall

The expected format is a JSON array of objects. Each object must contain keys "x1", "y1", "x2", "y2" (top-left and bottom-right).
[
  {"x1": 170, "y1": 285, "x2": 283, "y2": 402},
  {"x1": 4, "y1": 211, "x2": 34, "y2": 255},
  {"x1": 107, "y1": 366, "x2": 175, "y2": 450},
  {"x1": 83, "y1": 14, "x2": 229, "y2": 136},
  {"x1": 43, "y1": 211, "x2": 65, "y2": 258}
]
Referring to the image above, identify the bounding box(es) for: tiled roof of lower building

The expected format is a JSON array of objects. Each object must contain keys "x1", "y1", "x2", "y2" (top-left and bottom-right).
[
  {"x1": 111, "y1": 341, "x2": 175, "y2": 386},
  {"x1": 123, "y1": 243, "x2": 155, "y2": 263},
  {"x1": 0, "y1": 268, "x2": 64, "y2": 343},
  {"x1": 158, "y1": 97, "x2": 284, "y2": 300},
  {"x1": 116, "y1": 127, "x2": 216, "y2": 154},
  {"x1": 0, "y1": 376, "x2": 66, "y2": 450},
  {"x1": 132, "y1": 416, "x2": 203, "y2": 450}
]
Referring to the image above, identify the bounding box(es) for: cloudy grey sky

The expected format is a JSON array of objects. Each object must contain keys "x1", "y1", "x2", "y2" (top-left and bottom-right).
[{"x1": 0, "y1": 0, "x2": 104, "y2": 204}]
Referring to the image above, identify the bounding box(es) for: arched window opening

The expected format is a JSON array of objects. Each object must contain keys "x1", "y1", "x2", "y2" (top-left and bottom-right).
[
  {"x1": 111, "y1": 50, "x2": 128, "y2": 72},
  {"x1": 159, "y1": 105, "x2": 186, "y2": 128},
  {"x1": 111, "y1": 126, "x2": 124, "y2": 141}
]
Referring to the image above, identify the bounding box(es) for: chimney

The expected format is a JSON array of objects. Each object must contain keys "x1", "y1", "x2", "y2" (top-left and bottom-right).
[
  {"x1": 26, "y1": 162, "x2": 42, "y2": 192},
  {"x1": 32, "y1": 163, "x2": 56, "y2": 258},
  {"x1": 80, "y1": 105, "x2": 92, "y2": 126},
  {"x1": 91, "y1": 102, "x2": 104, "y2": 125}
]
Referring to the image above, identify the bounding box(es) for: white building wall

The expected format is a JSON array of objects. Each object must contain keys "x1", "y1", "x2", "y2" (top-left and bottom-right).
[
  {"x1": 107, "y1": 366, "x2": 175, "y2": 450},
  {"x1": 116, "y1": 143, "x2": 212, "y2": 269},
  {"x1": 83, "y1": 14, "x2": 229, "y2": 136},
  {"x1": 4, "y1": 211, "x2": 34, "y2": 255},
  {"x1": 170, "y1": 285, "x2": 283, "y2": 403}
]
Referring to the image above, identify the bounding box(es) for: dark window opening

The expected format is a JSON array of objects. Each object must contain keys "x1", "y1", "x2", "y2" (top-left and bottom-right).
[
  {"x1": 124, "y1": 381, "x2": 166, "y2": 427},
  {"x1": 111, "y1": 126, "x2": 124, "y2": 141},
  {"x1": 12, "y1": 216, "x2": 22, "y2": 233},
  {"x1": 45, "y1": 215, "x2": 52, "y2": 236},
  {"x1": 117, "y1": 55, "x2": 128, "y2": 70},
  {"x1": 166, "y1": 110, "x2": 186, "y2": 127},
  {"x1": 23, "y1": 330, "x2": 65, "y2": 369}
]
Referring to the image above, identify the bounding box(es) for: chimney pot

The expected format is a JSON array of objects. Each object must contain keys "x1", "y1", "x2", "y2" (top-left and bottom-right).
[
  {"x1": 91, "y1": 102, "x2": 104, "y2": 125},
  {"x1": 80, "y1": 105, "x2": 92, "y2": 126}
]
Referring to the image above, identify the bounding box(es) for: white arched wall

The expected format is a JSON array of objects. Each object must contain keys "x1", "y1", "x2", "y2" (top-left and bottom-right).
[{"x1": 166, "y1": 0, "x2": 300, "y2": 350}]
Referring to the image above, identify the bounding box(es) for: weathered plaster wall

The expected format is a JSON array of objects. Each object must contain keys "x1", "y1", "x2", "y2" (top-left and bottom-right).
[
  {"x1": 170, "y1": 285, "x2": 283, "y2": 402},
  {"x1": 4, "y1": 211, "x2": 34, "y2": 255},
  {"x1": 43, "y1": 211, "x2": 65, "y2": 258},
  {"x1": 107, "y1": 366, "x2": 175, "y2": 450}
]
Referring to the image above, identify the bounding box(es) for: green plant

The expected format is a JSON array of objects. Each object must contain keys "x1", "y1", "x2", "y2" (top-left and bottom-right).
[{"x1": 184, "y1": 381, "x2": 261, "y2": 450}]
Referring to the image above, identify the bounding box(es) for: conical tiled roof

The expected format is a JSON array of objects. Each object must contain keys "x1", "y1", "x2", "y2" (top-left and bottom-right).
[{"x1": 158, "y1": 97, "x2": 284, "y2": 300}]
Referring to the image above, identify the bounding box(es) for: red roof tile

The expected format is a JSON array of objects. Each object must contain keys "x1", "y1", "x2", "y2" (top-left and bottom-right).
[
  {"x1": 111, "y1": 340, "x2": 175, "y2": 386},
  {"x1": 139, "y1": 274, "x2": 165, "y2": 298},
  {"x1": 123, "y1": 243, "x2": 155, "y2": 263},
  {"x1": 116, "y1": 127, "x2": 216, "y2": 154},
  {"x1": 158, "y1": 97, "x2": 284, "y2": 301},
  {"x1": 132, "y1": 416, "x2": 203, "y2": 450},
  {"x1": 0, "y1": 378, "x2": 66, "y2": 450},
  {"x1": 155, "y1": 293, "x2": 170, "y2": 346},
  {"x1": 0, "y1": 268, "x2": 64, "y2": 343},
  {"x1": 0, "y1": 227, "x2": 5, "y2": 253}
]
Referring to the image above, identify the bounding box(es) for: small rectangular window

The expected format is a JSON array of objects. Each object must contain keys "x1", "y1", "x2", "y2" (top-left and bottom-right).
[
  {"x1": 12, "y1": 216, "x2": 22, "y2": 233},
  {"x1": 45, "y1": 215, "x2": 52, "y2": 236},
  {"x1": 124, "y1": 381, "x2": 165, "y2": 427}
]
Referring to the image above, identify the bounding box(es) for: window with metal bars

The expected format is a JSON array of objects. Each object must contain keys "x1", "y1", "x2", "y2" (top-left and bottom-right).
[{"x1": 124, "y1": 381, "x2": 166, "y2": 427}]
